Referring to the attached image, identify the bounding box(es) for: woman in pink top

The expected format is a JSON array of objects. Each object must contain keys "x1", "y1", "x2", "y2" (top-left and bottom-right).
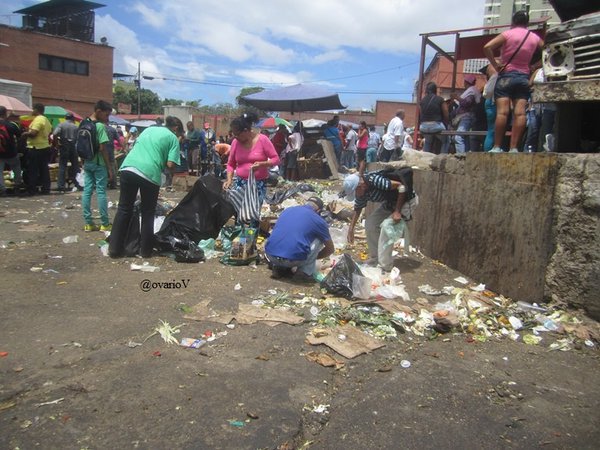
[
  {"x1": 484, "y1": 10, "x2": 544, "y2": 153},
  {"x1": 223, "y1": 111, "x2": 280, "y2": 219}
]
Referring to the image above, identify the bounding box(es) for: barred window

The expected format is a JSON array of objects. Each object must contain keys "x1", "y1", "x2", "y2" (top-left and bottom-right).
[{"x1": 39, "y1": 54, "x2": 89, "y2": 76}]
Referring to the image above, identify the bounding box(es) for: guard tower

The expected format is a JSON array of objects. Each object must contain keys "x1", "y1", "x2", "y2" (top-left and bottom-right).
[{"x1": 14, "y1": 0, "x2": 105, "y2": 42}]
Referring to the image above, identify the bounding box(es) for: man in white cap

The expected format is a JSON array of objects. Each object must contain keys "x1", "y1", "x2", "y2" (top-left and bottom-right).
[{"x1": 265, "y1": 196, "x2": 334, "y2": 282}]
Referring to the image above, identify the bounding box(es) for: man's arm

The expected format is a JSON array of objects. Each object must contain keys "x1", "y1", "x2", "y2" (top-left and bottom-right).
[
  {"x1": 347, "y1": 208, "x2": 362, "y2": 243},
  {"x1": 99, "y1": 143, "x2": 114, "y2": 182},
  {"x1": 317, "y1": 239, "x2": 335, "y2": 260}
]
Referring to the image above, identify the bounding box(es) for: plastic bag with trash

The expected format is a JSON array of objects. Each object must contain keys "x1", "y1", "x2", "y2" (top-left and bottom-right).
[
  {"x1": 220, "y1": 226, "x2": 259, "y2": 266},
  {"x1": 155, "y1": 175, "x2": 235, "y2": 262},
  {"x1": 378, "y1": 218, "x2": 408, "y2": 269},
  {"x1": 320, "y1": 253, "x2": 364, "y2": 299}
]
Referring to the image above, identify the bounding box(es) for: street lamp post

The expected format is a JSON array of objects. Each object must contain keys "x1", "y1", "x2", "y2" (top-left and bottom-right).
[{"x1": 137, "y1": 62, "x2": 141, "y2": 120}]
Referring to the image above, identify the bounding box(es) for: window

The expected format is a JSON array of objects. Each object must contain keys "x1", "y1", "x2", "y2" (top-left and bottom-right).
[{"x1": 39, "y1": 54, "x2": 89, "y2": 76}]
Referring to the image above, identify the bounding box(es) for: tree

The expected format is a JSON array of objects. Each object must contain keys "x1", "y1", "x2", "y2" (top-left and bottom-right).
[
  {"x1": 113, "y1": 82, "x2": 161, "y2": 114},
  {"x1": 236, "y1": 87, "x2": 264, "y2": 107}
]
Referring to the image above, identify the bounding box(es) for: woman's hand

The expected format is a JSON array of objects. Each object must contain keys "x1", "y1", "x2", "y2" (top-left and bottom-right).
[
  {"x1": 251, "y1": 161, "x2": 267, "y2": 169},
  {"x1": 223, "y1": 179, "x2": 232, "y2": 190}
]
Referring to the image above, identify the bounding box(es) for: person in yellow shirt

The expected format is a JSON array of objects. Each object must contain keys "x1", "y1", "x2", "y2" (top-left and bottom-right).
[{"x1": 21, "y1": 103, "x2": 53, "y2": 195}]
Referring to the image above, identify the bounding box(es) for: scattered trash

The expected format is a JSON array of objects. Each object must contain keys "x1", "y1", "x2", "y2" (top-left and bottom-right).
[
  {"x1": 62, "y1": 235, "x2": 78, "y2": 244},
  {"x1": 306, "y1": 324, "x2": 385, "y2": 359},
  {"x1": 130, "y1": 262, "x2": 160, "y2": 273},
  {"x1": 311, "y1": 404, "x2": 330, "y2": 414},
  {"x1": 0, "y1": 351, "x2": 8, "y2": 357},
  {"x1": 454, "y1": 276, "x2": 469, "y2": 285},
  {"x1": 508, "y1": 316, "x2": 523, "y2": 330},
  {"x1": 246, "y1": 412, "x2": 259, "y2": 420},
  {"x1": 127, "y1": 341, "x2": 143, "y2": 348},
  {"x1": 30, "y1": 266, "x2": 43, "y2": 273},
  {"x1": 149, "y1": 320, "x2": 182, "y2": 345},
  {"x1": 234, "y1": 283, "x2": 242, "y2": 291},
  {"x1": 179, "y1": 338, "x2": 206, "y2": 349},
  {"x1": 36, "y1": 397, "x2": 64, "y2": 407},
  {"x1": 418, "y1": 284, "x2": 443, "y2": 296},
  {"x1": 400, "y1": 360, "x2": 411, "y2": 368},
  {"x1": 523, "y1": 334, "x2": 542, "y2": 345},
  {"x1": 305, "y1": 351, "x2": 345, "y2": 369},
  {"x1": 0, "y1": 399, "x2": 16, "y2": 411},
  {"x1": 228, "y1": 420, "x2": 245, "y2": 427}
]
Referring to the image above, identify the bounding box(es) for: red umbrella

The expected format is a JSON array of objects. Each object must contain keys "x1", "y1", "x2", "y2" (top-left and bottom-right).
[{"x1": 0, "y1": 94, "x2": 32, "y2": 115}]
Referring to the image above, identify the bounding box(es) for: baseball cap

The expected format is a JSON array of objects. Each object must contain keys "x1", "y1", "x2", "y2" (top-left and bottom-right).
[
  {"x1": 306, "y1": 196, "x2": 324, "y2": 212},
  {"x1": 343, "y1": 173, "x2": 360, "y2": 202},
  {"x1": 65, "y1": 112, "x2": 74, "y2": 120}
]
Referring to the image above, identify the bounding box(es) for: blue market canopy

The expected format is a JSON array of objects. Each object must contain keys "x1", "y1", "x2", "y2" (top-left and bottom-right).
[
  {"x1": 109, "y1": 115, "x2": 130, "y2": 125},
  {"x1": 241, "y1": 84, "x2": 345, "y2": 113}
]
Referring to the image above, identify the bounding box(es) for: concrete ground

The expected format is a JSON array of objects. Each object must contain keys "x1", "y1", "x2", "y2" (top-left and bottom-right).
[{"x1": 0, "y1": 188, "x2": 599, "y2": 450}]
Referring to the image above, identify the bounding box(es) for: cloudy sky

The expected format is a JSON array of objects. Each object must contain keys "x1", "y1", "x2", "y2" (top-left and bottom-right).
[{"x1": 2, "y1": 0, "x2": 487, "y2": 110}]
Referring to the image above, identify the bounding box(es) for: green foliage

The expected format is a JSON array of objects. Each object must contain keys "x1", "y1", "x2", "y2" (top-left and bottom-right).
[{"x1": 113, "y1": 83, "x2": 161, "y2": 114}]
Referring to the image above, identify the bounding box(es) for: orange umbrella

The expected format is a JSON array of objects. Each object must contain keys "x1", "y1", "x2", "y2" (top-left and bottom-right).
[{"x1": 0, "y1": 94, "x2": 32, "y2": 115}]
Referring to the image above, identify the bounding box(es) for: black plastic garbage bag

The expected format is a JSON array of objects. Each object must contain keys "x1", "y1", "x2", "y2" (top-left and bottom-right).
[
  {"x1": 265, "y1": 183, "x2": 315, "y2": 205},
  {"x1": 155, "y1": 174, "x2": 235, "y2": 262},
  {"x1": 320, "y1": 253, "x2": 364, "y2": 299},
  {"x1": 161, "y1": 235, "x2": 205, "y2": 263}
]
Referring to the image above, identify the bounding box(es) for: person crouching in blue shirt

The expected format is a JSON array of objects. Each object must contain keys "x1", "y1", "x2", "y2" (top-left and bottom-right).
[{"x1": 265, "y1": 196, "x2": 334, "y2": 282}]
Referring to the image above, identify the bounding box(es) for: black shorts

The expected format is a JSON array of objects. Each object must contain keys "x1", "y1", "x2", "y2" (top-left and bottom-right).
[
  {"x1": 356, "y1": 148, "x2": 367, "y2": 162},
  {"x1": 495, "y1": 71, "x2": 530, "y2": 100}
]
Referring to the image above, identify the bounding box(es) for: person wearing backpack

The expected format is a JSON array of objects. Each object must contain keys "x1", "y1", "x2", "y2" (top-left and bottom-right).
[
  {"x1": 79, "y1": 100, "x2": 114, "y2": 232},
  {"x1": 0, "y1": 106, "x2": 23, "y2": 196}
]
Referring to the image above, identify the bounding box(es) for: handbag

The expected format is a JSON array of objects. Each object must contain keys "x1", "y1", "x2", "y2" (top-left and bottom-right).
[{"x1": 227, "y1": 168, "x2": 261, "y2": 224}]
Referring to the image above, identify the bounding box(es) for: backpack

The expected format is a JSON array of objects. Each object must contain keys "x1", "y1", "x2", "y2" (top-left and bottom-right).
[
  {"x1": 75, "y1": 118, "x2": 98, "y2": 160},
  {"x1": 0, "y1": 121, "x2": 11, "y2": 155}
]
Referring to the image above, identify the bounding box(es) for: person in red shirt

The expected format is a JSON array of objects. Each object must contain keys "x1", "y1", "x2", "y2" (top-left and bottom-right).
[{"x1": 270, "y1": 124, "x2": 288, "y2": 156}]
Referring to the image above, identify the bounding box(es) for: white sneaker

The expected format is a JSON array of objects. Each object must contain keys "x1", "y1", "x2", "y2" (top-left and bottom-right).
[
  {"x1": 489, "y1": 147, "x2": 503, "y2": 153},
  {"x1": 508, "y1": 148, "x2": 519, "y2": 153}
]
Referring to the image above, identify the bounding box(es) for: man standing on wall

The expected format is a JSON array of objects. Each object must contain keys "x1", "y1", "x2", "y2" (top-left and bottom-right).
[{"x1": 382, "y1": 110, "x2": 405, "y2": 162}]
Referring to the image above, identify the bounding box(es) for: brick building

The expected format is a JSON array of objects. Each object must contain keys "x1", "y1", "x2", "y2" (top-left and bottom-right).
[{"x1": 0, "y1": 0, "x2": 113, "y2": 116}]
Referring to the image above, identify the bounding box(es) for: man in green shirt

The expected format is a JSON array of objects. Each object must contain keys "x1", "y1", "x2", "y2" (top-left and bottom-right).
[
  {"x1": 82, "y1": 100, "x2": 114, "y2": 232},
  {"x1": 109, "y1": 116, "x2": 182, "y2": 258}
]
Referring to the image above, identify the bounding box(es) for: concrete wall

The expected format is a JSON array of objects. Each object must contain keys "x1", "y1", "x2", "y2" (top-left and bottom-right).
[{"x1": 408, "y1": 152, "x2": 600, "y2": 320}]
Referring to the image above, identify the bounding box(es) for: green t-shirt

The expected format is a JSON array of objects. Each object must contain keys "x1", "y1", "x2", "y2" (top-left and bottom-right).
[
  {"x1": 93, "y1": 122, "x2": 110, "y2": 166},
  {"x1": 121, "y1": 126, "x2": 180, "y2": 185}
]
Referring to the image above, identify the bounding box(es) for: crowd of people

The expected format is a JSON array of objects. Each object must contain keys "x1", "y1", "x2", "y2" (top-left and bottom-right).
[{"x1": 0, "y1": 9, "x2": 556, "y2": 280}]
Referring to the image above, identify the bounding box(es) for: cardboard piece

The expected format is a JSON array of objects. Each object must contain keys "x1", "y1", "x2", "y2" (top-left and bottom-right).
[
  {"x1": 183, "y1": 299, "x2": 235, "y2": 324},
  {"x1": 305, "y1": 324, "x2": 385, "y2": 359},
  {"x1": 184, "y1": 301, "x2": 304, "y2": 327},
  {"x1": 318, "y1": 139, "x2": 339, "y2": 178},
  {"x1": 235, "y1": 304, "x2": 304, "y2": 326}
]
